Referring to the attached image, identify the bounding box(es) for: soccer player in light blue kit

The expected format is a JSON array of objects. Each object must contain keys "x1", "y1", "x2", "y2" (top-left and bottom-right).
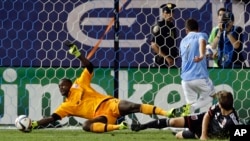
[{"x1": 179, "y1": 18, "x2": 215, "y2": 116}]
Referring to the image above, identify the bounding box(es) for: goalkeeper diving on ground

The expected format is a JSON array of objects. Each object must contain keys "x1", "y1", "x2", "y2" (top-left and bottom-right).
[{"x1": 30, "y1": 42, "x2": 176, "y2": 133}]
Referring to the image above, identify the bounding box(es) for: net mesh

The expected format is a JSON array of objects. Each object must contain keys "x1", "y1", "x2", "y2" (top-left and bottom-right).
[{"x1": 0, "y1": 0, "x2": 249, "y2": 127}]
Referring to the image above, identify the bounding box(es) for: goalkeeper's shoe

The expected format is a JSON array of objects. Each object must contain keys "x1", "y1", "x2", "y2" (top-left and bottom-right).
[
  {"x1": 166, "y1": 108, "x2": 176, "y2": 118},
  {"x1": 181, "y1": 104, "x2": 191, "y2": 116},
  {"x1": 119, "y1": 121, "x2": 128, "y2": 130}
]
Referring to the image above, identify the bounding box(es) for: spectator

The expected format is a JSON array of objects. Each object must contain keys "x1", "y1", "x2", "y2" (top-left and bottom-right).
[
  {"x1": 151, "y1": 3, "x2": 178, "y2": 67},
  {"x1": 209, "y1": 10, "x2": 245, "y2": 68},
  {"x1": 207, "y1": 8, "x2": 228, "y2": 67}
]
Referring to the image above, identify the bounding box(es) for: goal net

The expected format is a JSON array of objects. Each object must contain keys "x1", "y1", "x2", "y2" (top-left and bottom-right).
[{"x1": 0, "y1": 0, "x2": 249, "y2": 128}]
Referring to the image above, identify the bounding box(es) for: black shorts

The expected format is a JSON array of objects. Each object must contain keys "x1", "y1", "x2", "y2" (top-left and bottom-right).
[{"x1": 184, "y1": 112, "x2": 205, "y2": 138}]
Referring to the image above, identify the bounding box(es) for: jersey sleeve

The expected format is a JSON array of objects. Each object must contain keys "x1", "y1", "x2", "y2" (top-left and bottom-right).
[
  {"x1": 229, "y1": 110, "x2": 240, "y2": 125},
  {"x1": 231, "y1": 26, "x2": 244, "y2": 51},
  {"x1": 231, "y1": 26, "x2": 243, "y2": 39},
  {"x1": 199, "y1": 32, "x2": 208, "y2": 42},
  {"x1": 75, "y1": 68, "x2": 93, "y2": 87},
  {"x1": 53, "y1": 102, "x2": 74, "y2": 119},
  {"x1": 208, "y1": 103, "x2": 219, "y2": 117}
]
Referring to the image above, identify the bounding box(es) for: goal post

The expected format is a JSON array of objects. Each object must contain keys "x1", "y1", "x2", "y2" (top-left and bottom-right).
[{"x1": 0, "y1": 0, "x2": 249, "y2": 127}]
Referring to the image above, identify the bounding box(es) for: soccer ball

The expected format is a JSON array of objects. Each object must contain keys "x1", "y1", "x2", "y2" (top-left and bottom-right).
[
  {"x1": 152, "y1": 25, "x2": 160, "y2": 35},
  {"x1": 206, "y1": 45, "x2": 215, "y2": 59},
  {"x1": 15, "y1": 115, "x2": 32, "y2": 132}
]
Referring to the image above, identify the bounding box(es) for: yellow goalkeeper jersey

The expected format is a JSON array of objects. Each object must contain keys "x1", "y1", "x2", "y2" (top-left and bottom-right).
[{"x1": 54, "y1": 68, "x2": 113, "y2": 119}]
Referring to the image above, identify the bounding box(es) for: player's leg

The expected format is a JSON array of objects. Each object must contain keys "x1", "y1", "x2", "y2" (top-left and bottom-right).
[
  {"x1": 82, "y1": 117, "x2": 128, "y2": 133},
  {"x1": 181, "y1": 80, "x2": 199, "y2": 105},
  {"x1": 180, "y1": 80, "x2": 198, "y2": 116},
  {"x1": 173, "y1": 113, "x2": 204, "y2": 139},
  {"x1": 82, "y1": 116, "x2": 107, "y2": 132},
  {"x1": 83, "y1": 116, "x2": 128, "y2": 133},
  {"x1": 180, "y1": 79, "x2": 214, "y2": 116},
  {"x1": 82, "y1": 99, "x2": 127, "y2": 133},
  {"x1": 131, "y1": 117, "x2": 185, "y2": 131},
  {"x1": 191, "y1": 78, "x2": 215, "y2": 111},
  {"x1": 118, "y1": 100, "x2": 175, "y2": 117},
  {"x1": 176, "y1": 130, "x2": 196, "y2": 139}
]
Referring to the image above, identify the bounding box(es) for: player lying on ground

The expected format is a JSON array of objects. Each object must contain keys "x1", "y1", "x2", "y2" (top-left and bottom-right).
[
  {"x1": 131, "y1": 90, "x2": 239, "y2": 140},
  {"x1": 30, "y1": 43, "x2": 175, "y2": 133}
]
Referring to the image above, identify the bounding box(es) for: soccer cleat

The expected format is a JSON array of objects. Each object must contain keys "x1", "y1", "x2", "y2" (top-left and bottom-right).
[
  {"x1": 119, "y1": 121, "x2": 128, "y2": 130},
  {"x1": 131, "y1": 123, "x2": 142, "y2": 132},
  {"x1": 166, "y1": 108, "x2": 176, "y2": 118},
  {"x1": 181, "y1": 104, "x2": 191, "y2": 116}
]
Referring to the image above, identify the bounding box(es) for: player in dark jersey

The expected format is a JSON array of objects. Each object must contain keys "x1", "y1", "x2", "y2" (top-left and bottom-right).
[
  {"x1": 131, "y1": 90, "x2": 239, "y2": 140},
  {"x1": 151, "y1": 3, "x2": 178, "y2": 67}
]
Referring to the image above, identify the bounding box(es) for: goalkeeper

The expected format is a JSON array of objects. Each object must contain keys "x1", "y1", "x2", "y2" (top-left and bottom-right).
[
  {"x1": 131, "y1": 90, "x2": 240, "y2": 140},
  {"x1": 30, "y1": 43, "x2": 175, "y2": 133}
]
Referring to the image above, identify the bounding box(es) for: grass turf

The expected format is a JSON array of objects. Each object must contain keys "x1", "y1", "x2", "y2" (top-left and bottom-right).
[{"x1": 0, "y1": 128, "x2": 227, "y2": 141}]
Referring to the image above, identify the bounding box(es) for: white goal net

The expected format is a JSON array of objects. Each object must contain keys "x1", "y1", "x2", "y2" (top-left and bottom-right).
[{"x1": 0, "y1": 0, "x2": 249, "y2": 128}]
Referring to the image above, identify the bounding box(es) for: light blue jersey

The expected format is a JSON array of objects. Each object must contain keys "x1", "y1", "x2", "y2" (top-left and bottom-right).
[{"x1": 180, "y1": 32, "x2": 208, "y2": 81}]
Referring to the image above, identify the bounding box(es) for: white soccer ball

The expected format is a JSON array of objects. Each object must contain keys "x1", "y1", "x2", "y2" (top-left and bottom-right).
[
  {"x1": 206, "y1": 44, "x2": 216, "y2": 59},
  {"x1": 153, "y1": 25, "x2": 160, "y2": 34},
  {"x1": 206, "y1": 47, "x2": 213, "y2": 55},
  {"x1": 15, "y1": 115, "x2": 32, "y2": 132}
]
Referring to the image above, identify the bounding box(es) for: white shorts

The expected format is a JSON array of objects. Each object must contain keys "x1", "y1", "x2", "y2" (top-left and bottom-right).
[{"x1": 181, "y1": 78, "x2": 215, "y2": 104}]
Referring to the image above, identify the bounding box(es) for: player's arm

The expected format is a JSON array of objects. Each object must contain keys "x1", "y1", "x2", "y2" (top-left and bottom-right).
[
  {"x1": 151, "y1": 42, "x2": 168, "y2": 57},
  {"x1": 151, "y1": 42, "x2": 174, "y2": 66},
  {"x1": 200, "y1": 112, "x2": 211, "y2": 140},
  {"x1": 226, "y1": 26, "x2": 242, "y2": 49},
  {"x1": 66, "y1": 42, "x2": 93, "y2": 74},
  {"x1": 77, "y1": 53, "x2": 93, "y2": 74},
  {"x1": 31, "y1": 113, "x2": 61, "y2": 129},
  {"x1": 210, "y1": 28, "x2": 221, "y2": 50},
  {"x1": 194, "y1": 38, "x2": 206, "y2": 62}
]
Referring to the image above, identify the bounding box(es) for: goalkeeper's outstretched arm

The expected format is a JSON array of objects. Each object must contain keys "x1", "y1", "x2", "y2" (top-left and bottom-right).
[
  {"x1": 66, "y1": 42, "x2": 93, "y2": 74},
  {"x1": 31, "y1": 42, "x2": 94, "y2": 129},
  {"x1": 31, "y1": 113, "x2": 60, "y2": 129}
]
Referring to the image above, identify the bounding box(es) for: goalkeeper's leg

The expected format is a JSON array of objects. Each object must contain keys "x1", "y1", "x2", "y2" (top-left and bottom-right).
[
  {"x1": 82, "y1": 116, "x2": 128, "y2": 133},
  {"x1": 118, "y1": 100, "x2": 175, "y2": 117}
]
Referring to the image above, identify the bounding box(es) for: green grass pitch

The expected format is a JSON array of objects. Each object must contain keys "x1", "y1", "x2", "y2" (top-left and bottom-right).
[{"x1": 0, "y1": 129, "x2": 228, "y2": 141}]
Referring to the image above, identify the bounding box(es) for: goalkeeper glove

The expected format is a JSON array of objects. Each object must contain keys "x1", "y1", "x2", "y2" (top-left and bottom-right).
[
  {"x1": 31, "y1": 121, "x2": 38, "y2": 129},
  {"x1": 66, "y1": 42, "x2": 81, "y2": 58}
]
